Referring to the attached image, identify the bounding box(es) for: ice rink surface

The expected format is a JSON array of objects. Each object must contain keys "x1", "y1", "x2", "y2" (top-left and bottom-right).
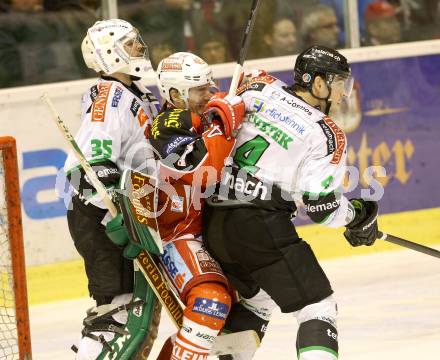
[{"x1": 30, "y1": 248, "x2": 440, "y2": 359}]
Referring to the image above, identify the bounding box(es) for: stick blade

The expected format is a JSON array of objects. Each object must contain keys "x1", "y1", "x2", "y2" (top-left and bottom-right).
[{"x1": 210, "y1": 330, "x2": 260, "y2": 356}]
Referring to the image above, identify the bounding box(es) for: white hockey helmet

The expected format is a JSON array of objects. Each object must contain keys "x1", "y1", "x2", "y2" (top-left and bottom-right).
[
  {"x1": 81, "y1": 19, "x2": 154, "y2": 79},
  {"x1": 156, "y1": 52, "x2": 216, "y2": 107}
]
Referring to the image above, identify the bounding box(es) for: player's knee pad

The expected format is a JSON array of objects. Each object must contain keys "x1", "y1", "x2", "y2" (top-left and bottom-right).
[
  {"x1": 184, "y1": 282, "x2": 232, "y2": 331},
  {"x1": 218, "y1": 289, "x2": 276, "y2": 360},
  {"x1": 224, "y1": 288, "x2": 276, "y2": 341},
  {"x1": 296, "y1": 296, "x2": 338, "y2": 360}
]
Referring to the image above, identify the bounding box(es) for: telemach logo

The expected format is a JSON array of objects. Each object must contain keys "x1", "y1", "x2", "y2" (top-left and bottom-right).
[{"x1": 305, "y1": 199, "x2": 341, "y2": 213}]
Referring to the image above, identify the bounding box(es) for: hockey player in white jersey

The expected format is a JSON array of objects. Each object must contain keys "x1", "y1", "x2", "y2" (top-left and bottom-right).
[
  {"x1": 63, "y1": 19, "x2": 160, "y2": 359},
  {"x1": 203, "y1": 46, "x2": 379, "y2": 359}
]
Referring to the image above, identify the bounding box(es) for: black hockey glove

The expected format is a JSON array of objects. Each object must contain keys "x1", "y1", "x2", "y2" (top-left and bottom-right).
[{"x1": 344, "y1": 199, "x2": 378, "y2": 247}]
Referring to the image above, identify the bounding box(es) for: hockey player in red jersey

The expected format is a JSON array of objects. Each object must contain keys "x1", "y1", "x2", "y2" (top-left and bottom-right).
[{"x1": 149, "y1": 52, "x2": 246, "y2": 360}]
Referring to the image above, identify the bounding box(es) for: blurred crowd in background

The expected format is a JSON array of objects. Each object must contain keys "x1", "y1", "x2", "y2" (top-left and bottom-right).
[{"x1": 1, "y1": 0, "x2": 440, "y2": 88}]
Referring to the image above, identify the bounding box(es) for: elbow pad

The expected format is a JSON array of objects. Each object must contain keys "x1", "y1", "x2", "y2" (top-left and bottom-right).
[{"x1": 303, "y1": 191, "x2": 341, "y2": 224}]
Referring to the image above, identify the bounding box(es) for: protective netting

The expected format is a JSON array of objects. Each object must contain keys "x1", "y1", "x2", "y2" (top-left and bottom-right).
[{"x1": 0, "y1": 150, "x2": 19, "y2": 359}]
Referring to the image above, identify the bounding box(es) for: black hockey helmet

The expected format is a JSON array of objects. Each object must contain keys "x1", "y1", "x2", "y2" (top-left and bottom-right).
[
  {"x1": 293, "y1": 45, "x2": 353, "y2": 114},
  {"x1": 294, "y1": 45, "x2": 351, "y2": 89}
]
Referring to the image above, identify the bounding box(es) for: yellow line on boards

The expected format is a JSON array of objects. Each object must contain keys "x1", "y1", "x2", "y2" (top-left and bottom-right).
[{"x1": 26, "y1": 207, "x2": 440, "y2": 305}]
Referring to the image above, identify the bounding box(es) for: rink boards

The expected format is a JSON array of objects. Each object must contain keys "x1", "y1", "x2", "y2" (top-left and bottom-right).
[
  {"x1": 27, "y1": 206, "x2": 440, "y2": 304},
  {"x1": 0, "y1": 40, "x2": 439, "y2": 304}
]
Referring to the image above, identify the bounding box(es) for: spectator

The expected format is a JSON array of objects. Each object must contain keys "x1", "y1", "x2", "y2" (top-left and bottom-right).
[
  {"x1": 196, "y1": 26, "x2": 230, "y2": 64},
  {"x1": 364, "y1": 1, "x2": 402, "y2": 45},
  {"x1": 10, "y1": 0, "x2": 42, "y2": 11},
  {"x1": 150, "y1": 42, "x2": 175, "y2": 69},
  {"x1": 263, "y1": 17, "x2": 299, "y2": 57},
  {"x1": 0, "y1": 0, "x2": 98, "y2": 88},
  {"x1": 302, "y1": 4, "x2": 342, "y2": 49}
]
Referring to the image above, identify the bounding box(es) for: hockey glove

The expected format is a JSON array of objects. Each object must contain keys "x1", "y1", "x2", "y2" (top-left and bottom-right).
[
  {"x1": 203, "y1": 93, "x2": 246, "y2": 140},
  {"x1": 105, "y1": 213, "x2": 142, "y2": 259},
  {"x1": 344, "y1": 199, "x2": 379, "y2": 247}
]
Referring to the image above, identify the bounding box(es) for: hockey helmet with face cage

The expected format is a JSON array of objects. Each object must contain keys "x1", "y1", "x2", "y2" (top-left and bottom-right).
[
  {"x1": 156, "y1": 52, "x2": 216, "y2": 107},
  {"x1": 294, "y1": 45, "x2": 353, "y2": 97},
  {"x1": 81, "y1": 19, "x2": 154, "y2": 79}
]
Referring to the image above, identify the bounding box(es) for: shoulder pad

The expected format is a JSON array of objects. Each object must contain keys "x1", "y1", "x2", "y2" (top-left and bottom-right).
[{"x1": 150, "y1": 108, "x2": 193, "y2": 141}]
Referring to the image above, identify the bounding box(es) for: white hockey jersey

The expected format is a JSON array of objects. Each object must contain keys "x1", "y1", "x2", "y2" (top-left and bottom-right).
[
  {"x1": 64, "y1": 77, "x2": 159, "y2": 207},
  {"x1": 229, "y1": 74, "x2": 355, "y2": 228}
]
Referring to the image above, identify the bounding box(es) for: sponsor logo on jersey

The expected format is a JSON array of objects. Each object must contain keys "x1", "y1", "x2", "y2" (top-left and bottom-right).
[
  {"x1": 222, "y1": 169, "x2": 269, "y2": 200},
  {"x1": 90, "y1": 85, "x2": 98, "y2": 102},
  {"x1": 164, "y1": 108, "x2": 184, "y2": 128},
  {"x1": 160, "y1": 243, "x2": 190, "y2": 291},
  {"x1": 151, "y1": 115, "x2": 161, "y2": 139},
  {"x1": 196, "y1": 331, "x2": 215, "y2": 344},
  {"x1": 305, "y1": 199, "x2": 341, "y2": 213},
  {"x1": 237, "y1": 75, "x2": 275, "y2": 94},
  {"x1": 182, "y1": 324, "x2": 193, "y2": 334},
  {"x1": 252, "y1": 99, "x2": 307, "y2": 137},
  {"x1": 130, "y1": 98, "x2": 140, "y2": 117},
  {"x1": 91, "y1": 82, "x2": 112, "y2": 122},
  {"x1": 96, "y1": 167, "x2": 118, "y2": 179},
  {"x1": 172, "y1": 344, "x2": 208, "y2": 360},
  {"x1": 192, "y1": 298, "x2": 229, "y2": 320},
  {"x1": 195, "y1": 249, "x2": 222, "y2": 274},
  {"x1": 253, "y1": 74, "x2": 276, "y2": 84},
  {"x1": 171, "y1": 195, "x2": 184, "y2": 212},
  {"x1": 165, "y1": 136, "x2": 194, "y2": 155},
  {"x1": 111, "y1": 86, "x2": 123, "y2": 107},
  {"x1": 277, "y1": 96, "x2": 313, "y2": 116},
  {"x1": 249, "y1": 114, "x2": 293, "y2": 150},
  {"x1": 317, "y1": 119, "x2": 336, "y2": 155},
  {"x1": 137, "y1": 108, "x2": 149, "y2": 127},
  {"x1": 236, "y1": 81, "x2": 267, "y2": 95},
  {"x1": 269, "y1": 90, "x2": 282, "y2": 100},
  {"x1": 318, "y1": 117, "x2": 346, "y2": 164}
]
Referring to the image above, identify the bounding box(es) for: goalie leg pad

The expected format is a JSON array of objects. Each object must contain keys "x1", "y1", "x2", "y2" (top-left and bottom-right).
[
  {"x1": 296, "y1": 296, "x2": 338, "y2": 359},
  {"x1": 74, "y1": 269, "x2": 161, "y2": 360}
]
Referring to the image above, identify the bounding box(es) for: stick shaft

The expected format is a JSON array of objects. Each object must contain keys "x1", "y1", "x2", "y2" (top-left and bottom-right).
[
  {"x1": 379, "y1": 231, "x2": 440, "y2": 259},
  {"x1": 41, "y1": 94, "x2": 118, "y2": 217},
  {"x1": 228, "y1": 0, "x2": 261, "y2": 96}
]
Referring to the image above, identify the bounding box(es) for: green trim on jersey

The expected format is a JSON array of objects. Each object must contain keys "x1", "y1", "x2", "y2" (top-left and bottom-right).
[
  {"x1": 298, "y1": 345, "x2": 338, "y2": 358},
  {"x1": 303, "y1": 190, "x2": 333, "y2": 198}
]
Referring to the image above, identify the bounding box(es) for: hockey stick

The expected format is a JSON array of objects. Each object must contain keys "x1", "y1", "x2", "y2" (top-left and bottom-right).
[
  {"x1": 41, "y1": 94, "x2": 259, "y2": 356},
  {"x1": 378, "y1": 231, "x2": 440, "y2": 259},
  {"x1": 228, "y1": 0, "x2": 262, "y2": 96}
]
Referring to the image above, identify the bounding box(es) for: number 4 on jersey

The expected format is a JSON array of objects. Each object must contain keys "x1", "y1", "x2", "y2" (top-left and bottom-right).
[{"x1": 233, "y1": 135, "x2": 269, "y2": 174}]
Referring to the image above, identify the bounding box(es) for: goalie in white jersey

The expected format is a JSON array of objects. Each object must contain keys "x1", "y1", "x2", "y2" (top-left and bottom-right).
[
  {"x1": 63, "y1": 19, "x2": 160, "y2": 359},
  {"x1": 203, "y1": 46, "x2": 379, "y2": 359}
]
